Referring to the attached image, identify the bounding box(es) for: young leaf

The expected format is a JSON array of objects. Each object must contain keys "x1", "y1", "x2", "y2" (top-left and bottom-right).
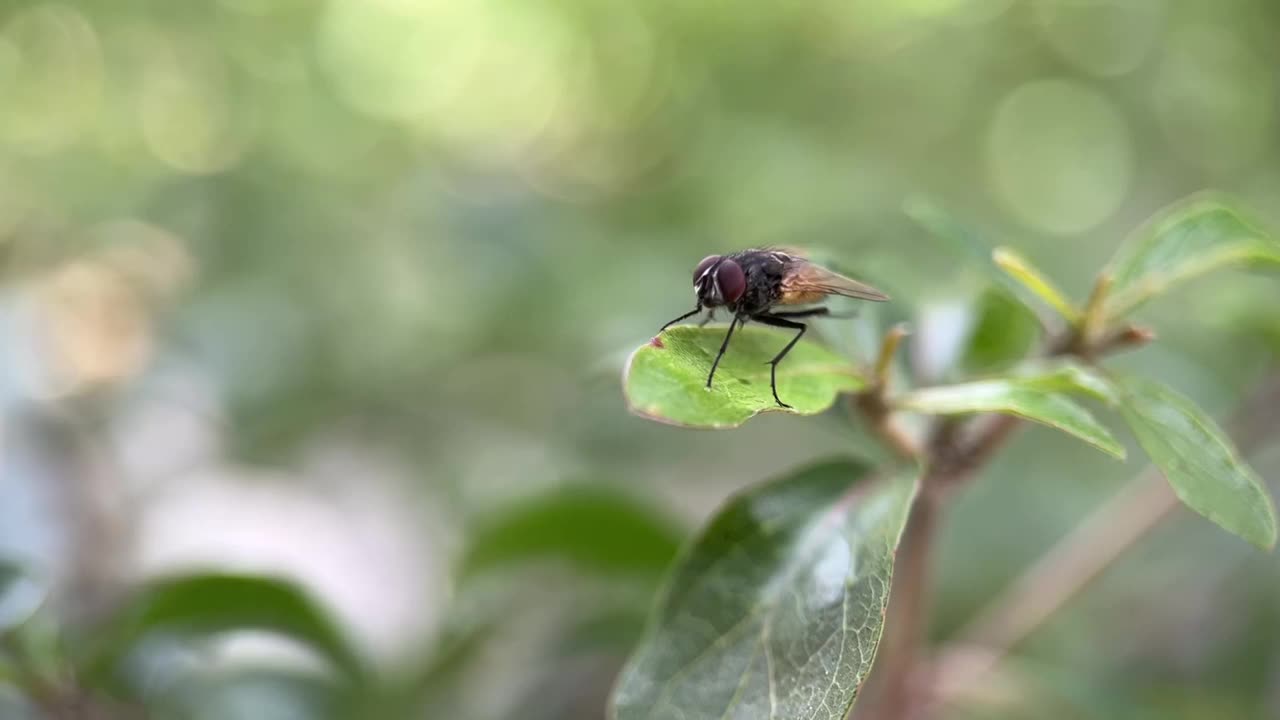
[
  {"x1": 611, "y1": 459, "x2": 918, "y2": 720},
  {"x1": 83, "y1": 574, "x2": 367, "y2": 683},
  {"x1": 1011, "y1": 361, "x2": 1119, "y2": 405},
  {"x1": 1117, "y1": 376, "x2": 1278, "y2": 549},
  {"x1": 461, "y1": 487, "x2": 684, "y2": 580},
  {"x1": 896, "y1": 376, "x2": 1125, "y2": 458},
  {"x1": 992, "y1": 247, "x2": 1082, "y2": 323},
  {"x1": 1105, "y1": 195, "x2": 1280, "y2": 318},
  {"x1": 961, "y1": 289, "x2": 1041, "y2": 374},
  {"x1": 624, "y1": 325, "x2": 865, "y2": 429}
]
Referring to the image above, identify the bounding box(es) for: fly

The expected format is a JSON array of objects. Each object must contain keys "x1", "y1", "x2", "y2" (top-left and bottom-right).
[{"x1": 659, "y1": 248, "x2": 889, "y2": 408}]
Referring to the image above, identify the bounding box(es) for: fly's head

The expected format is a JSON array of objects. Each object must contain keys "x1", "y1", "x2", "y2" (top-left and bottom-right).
[{"x1": 692, "y1": 255, "x2": 745, "y2": 310}]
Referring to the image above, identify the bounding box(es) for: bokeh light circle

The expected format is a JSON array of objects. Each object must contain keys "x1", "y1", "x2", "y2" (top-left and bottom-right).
[
  {"x1": 986, "y1": 79, "x2": 1132, "y2": 235},
  {"x1": 1153, "y1": 25, "x2": 1276, "y2": 173},
  {"x1": 1033, "y1": 0, "x2": 1165, "y2": 77},
  {"x1": 137, "y1": 34, "x2": 253, "y2": 174},
  {"x1": 0, "y1": 4, "x2": 103, "y2": 154},
  {"x1": 317, "y1": 0, "x2": 573, "y2": 153}
]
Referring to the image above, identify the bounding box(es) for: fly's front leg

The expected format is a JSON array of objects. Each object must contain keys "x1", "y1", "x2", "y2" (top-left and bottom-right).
[
  {"x1": 659, "y1": 305, "x2": 702, "y2": 333},
  {"x1": 706, "y1": 316, "x2": 741, "y2": 388}
]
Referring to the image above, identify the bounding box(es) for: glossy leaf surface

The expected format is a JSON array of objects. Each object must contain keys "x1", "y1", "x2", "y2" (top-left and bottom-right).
[{"x1": 611, "y1": 460, "x2": 918, "y2": 720}]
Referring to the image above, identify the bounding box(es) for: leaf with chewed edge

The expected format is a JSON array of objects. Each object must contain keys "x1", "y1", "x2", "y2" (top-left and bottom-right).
[
  {"x1": 610, "y1": 459, "x2": 918, "y2": 720},
  {"x1": 624, "y1": 325, "x2": 865, "y2": 429}
]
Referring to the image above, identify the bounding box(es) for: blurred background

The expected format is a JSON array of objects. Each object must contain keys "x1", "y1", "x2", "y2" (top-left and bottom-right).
[{"x1": 1, "y1": 0, "x2": 1279, "y2": 718}]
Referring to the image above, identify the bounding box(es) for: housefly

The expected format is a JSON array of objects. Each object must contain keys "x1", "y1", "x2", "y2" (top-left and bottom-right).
[{"x1": 659, "y1": 248, "x2": 888, "y2": 408}]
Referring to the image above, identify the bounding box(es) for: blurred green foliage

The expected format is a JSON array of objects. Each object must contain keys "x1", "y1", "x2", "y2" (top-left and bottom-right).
[{"x1": 1, "y1": 0, "x2": 1279, "y2": 718}]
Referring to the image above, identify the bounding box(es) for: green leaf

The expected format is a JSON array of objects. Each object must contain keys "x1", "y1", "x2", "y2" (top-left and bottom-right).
[
  {"x1": 84, "y1": 574, "x2": 366, "y2": 683},
  {"x1": 461, "y1": 487, "x2": 684, "y2": 580},
  {"x1": 1011, "y1": 361, "x2": 1119, "y2": 405},
  {"x1": 561, "y1": 606, "x2": 650, "y2": 657},
  {"x1": 961, "y1": 289, "x2": 1041, "y2": 374},
  {"x1": 0, "y1": 560, "x2": 45, "y2": 633},
  {"x1": 0, "y1": 561, "x2": 19, "y2": 600},
  {"x1": 624, "y1": 325, "x2": 865, "y2": 429},
  {"x1": 0, "y1": 560, "x2": 24, "y2": 630},
  {"x1": 992, "y1": 247, "x2": 1082, "y2": 323},
  {"x1": 1117, "y1": 376, "x2": 1278, "y2": 549},
  {"x1": 1105, "y1": 195, "x2": 1280, "y2": 318},
  {"x1": 896, "y1": 375, "x2": 1125, "y2": 458},
  {"x1": 611, "y1": 459, "x2": 918, "y2": 720}
]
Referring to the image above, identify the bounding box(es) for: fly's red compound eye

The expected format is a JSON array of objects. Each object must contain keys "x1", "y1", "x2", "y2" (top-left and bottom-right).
[
  {"x1": 693, "y1": 255, "x2": 720, "y2": 285},
  {"x1": 716, "y1": 259, "x2": 746, "y2": 304}
]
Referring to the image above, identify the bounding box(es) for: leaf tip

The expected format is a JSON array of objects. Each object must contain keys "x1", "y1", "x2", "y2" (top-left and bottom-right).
[
  {"x1": 991, "y1": 246, "x2": 1016, "y2": 265},
  {"x1": 991, "y1": 247, "x2": 1032, "y2": 274},
  {"x1": 1243, "y1": 520, "x2": 1277, "y2": 551},
  {"x1": 1258, "y1": 501, "x2": 1279, "y2": 552},
  {"x1": 1084, "y1": 429, "x2": 1126, "y2": 460}
]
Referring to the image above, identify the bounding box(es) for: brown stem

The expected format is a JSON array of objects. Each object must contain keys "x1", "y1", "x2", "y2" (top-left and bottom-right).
[
  {"x1": 860, "y1": 483, "x2": 943, "y2": 720},
  {"x1": 855, "y1": 320, "x2": 1158, "y2": 720},
  {"x1": 853, "y1": 324, "x2": 922, "y2": 462},
  {"x1": 932, "y1": 471, "x2": 1177, "y2": 708},
  {"x1": 929, "y1": 371, "x2": 1280, "y2": 710},
  {"x1": 874, "y1": 324, "x2": 911, "y2": 387},
  {"x1": 853, "y1": 392, "x2": 921, "y2": 462},
  {"x1": 1076, "y1": 273, "x2": 1114, "y2": 355}
]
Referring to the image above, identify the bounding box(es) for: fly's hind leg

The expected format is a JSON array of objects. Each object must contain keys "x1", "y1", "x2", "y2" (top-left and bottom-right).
[{"x1": 751, "y1": 314, "x2": 807, "y2": 408}]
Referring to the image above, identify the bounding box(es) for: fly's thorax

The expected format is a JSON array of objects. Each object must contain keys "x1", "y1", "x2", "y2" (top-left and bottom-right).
[
  {"x1": 737, "y1": 275, "x2": 782, "y2": 315},
  {"x1": 734, "y1": 253, "x2": 787, "y2": 315}
]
